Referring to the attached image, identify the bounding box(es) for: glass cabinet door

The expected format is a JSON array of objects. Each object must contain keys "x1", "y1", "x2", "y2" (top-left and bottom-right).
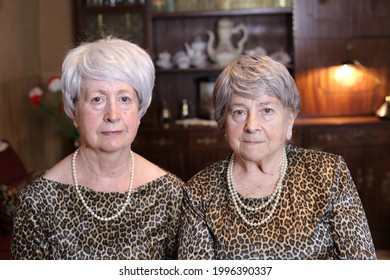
[{"x1": 74, "y1": 0, "x2": 151, "y2": 49}]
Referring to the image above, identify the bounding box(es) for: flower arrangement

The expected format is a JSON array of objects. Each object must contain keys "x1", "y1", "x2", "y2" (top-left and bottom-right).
[{"x1": 28, "y1": 77, "x2": 79, "y2": 140}]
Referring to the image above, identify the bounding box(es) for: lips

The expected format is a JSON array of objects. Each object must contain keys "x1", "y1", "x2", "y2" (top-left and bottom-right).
[
  {"x1": 101, "y1": 130, "x2": 123, "y2": 136},
  {"x1": 241, "y1": 139, "x2": 264, "y2": 144}
]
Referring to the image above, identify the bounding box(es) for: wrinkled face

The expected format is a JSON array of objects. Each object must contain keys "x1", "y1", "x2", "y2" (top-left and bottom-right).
[
  {"x1": 73, "y1": 78, "x2": 140, "y2": 153},
  {"x1": 225, "y1": 93, "x2": 295, "y2": 162}
]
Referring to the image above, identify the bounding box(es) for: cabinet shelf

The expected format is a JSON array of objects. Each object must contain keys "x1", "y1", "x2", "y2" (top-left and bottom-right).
[
  {"x1": 156, "y1": 63, "x2": 294, "y2": 74},
  {"x1": 152, "y1": 7, "x2": 292, "y2": 19},
  {"x1": 156, "y1": 66, "x2": 223, "y2": 74},
  {"x1": 77, "y1": 4, "x2": 147, "y2": 13}
]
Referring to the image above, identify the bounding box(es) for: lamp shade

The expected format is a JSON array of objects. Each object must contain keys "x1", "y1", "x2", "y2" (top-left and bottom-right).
[{"x1": 376, "y1": 96, "x2": 390, "y2": 119}]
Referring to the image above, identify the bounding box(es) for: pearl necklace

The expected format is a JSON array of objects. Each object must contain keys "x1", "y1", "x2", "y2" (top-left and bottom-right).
[
  {"x1": 71, "y1": 148, "x2": 134, "y2": 222},
  {"x1": 227, "y1": 148, "x2": 287, "y2": 227}
]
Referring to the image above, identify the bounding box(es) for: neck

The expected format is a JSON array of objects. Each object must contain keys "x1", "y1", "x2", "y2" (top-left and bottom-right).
[
  {"x1": 232, "y1": 150, "x2": 285, "y2": 198},
  {"x1": 74, "y1": 148, "x2": 134, "y2": 192},
  {"x1": 235, "y1": 148, "x2": 284, "y2": 174}
]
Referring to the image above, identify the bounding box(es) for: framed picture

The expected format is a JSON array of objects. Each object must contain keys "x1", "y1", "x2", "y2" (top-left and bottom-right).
[{"x1": 196, "y1": 77, "x2": 216, "y2": 119}]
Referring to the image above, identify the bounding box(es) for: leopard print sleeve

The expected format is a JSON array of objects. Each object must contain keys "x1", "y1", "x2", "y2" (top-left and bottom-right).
[
  {"x1": 330, "y1": 156, "x2": 377, "y2": 259},
  {"x1": 177, "y1": 159, "x2": 227, "y2": 260},
  {"x1": 163, "y1": 173, "x2": 185, "y2": 259},
  {"x1": 11, "y1": 178, "x2": 50, "y2": 259},
  {"x1": 178, "y1": 189, "x2": 215, "y2": 259}
]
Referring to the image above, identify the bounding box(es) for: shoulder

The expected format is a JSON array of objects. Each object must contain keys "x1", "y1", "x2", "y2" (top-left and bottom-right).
[
  {"x1": 156, "y1": 172, "x2": 185, "y2": 201},
  {"x1": 42, "y1": 154, "x2": 73, "y2": 185},
  {"x1": 286, "y1": 144, "x2": 350, "y2": 193},
  {"x1": 158, "y1": 171, "x2": 185, "y2": 186},
  {"x1": 187, "y1": 156, "x2": 228, "y2": 186},
  {"x1": 287, "y1": 144, "x2": 343, "y2": 169},
  {"x1": 18, "y1": 176, "x2": 62, "y2": 206}
]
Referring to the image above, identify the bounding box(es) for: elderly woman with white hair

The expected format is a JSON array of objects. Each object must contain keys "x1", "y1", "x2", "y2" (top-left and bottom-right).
[
  {"x1": 178, "y1": 55, "x2": 376, "y2": 260},
  {"x1": 12, "y1": 37, "x2": 184, "y2": 260}
]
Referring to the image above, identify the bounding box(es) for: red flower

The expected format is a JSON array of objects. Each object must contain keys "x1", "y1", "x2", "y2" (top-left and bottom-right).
[
  {"x1": 27, "y1": 79, "x2": 79, "y2": 139},
  {"x1": 28, "y1": 86, "x2": 43, "y2": 105}
]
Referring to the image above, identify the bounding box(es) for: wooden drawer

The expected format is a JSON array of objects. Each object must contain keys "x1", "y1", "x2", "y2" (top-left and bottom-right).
[
  {"x1": 307, "y1": 124, "x2": 390, "y2": 148},
  {"x1": 188, "y1": 130, "x2": 230, "y2": 151},
  {"x1": 132, "y1": 131, "x2": 185, "y2": 152}
]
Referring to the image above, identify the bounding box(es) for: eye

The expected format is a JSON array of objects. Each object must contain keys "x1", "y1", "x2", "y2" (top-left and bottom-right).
[
  {"x1": 120, "y1": 96, "x2": 132, "y2": 103},
  {"x1": 232, "y1": 109, "x2": 245, "y2": 116},
  {"x1": 231, "y1": 108, "x2": 247, "y2": 122},
  {"x1": 91, "y1": 96, "x2": 103, "y2": 103},
  {"x1": 263, "y1": 107, "x2": 273, "y2": 114}
]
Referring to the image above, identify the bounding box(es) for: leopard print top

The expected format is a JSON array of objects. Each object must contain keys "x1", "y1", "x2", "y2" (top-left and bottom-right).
[
  {"x1": 178, "y1": 144, "x2": 376, "y2": 259},
  {"x1": 12, "y1": 172, "x2": 183, "y2": 260}
]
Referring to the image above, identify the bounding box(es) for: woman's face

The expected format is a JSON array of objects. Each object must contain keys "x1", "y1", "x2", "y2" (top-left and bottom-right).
[
  {"x1": 225, "y1": 93, "x2": 295, "y2": 162},
  {"x1": 73, "y1": 78, "x2": 140, "y2": 153}
]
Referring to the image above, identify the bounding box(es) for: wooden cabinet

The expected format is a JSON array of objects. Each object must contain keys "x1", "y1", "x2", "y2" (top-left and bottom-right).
[
  {"x1": 295, "y1": 37, "x2": 390, "y2": 116},
  {"x1": 351, "y1": 0, "x2": 390, "y2": 37},
  {"x1": 187, "y1": 129, "x2": 231, "y2": 177},
  {"x1": 132, "y1": 126, "x2": 230, "y2": 180},
  {"x1": 296, "y1": 116, "x2": 390, "y2": 249},
  {"x1": 294, "y1": 0, "x2": 351, "y2": 39},
  {"x1": 294, "y1": 0, "x2": 390, "y2": 39},
  {"x1": 294, "y1": 0, "x2": 390, "y2": 117},
  {"x1": 151, "y1": 5, "x2": 293, "y2": 124},
  {"x1": 73, "y1": 0, "x2": 294, "y2": 125},
  {"x1": 132, "y1": 128, "x2": 187, "y2": 178},
  {"x1": 73, "y1": 0, "x2": 151, "y2": 49}
]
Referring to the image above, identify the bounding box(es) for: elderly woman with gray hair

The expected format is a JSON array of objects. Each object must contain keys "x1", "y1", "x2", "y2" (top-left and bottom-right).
[
  {"x1": 12, "y1": 37, "x2": 184, "y2": 260},
  {"x1": 178, "y1": 55, "x2": 376, "y2": 259}
]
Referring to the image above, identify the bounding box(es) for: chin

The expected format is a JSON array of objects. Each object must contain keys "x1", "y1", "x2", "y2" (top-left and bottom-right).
[{"x1": 100, "y1": 142, "x2": 131, "y2": 152}]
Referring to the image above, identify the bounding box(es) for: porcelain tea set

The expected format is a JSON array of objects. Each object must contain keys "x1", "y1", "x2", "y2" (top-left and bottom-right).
[{"x1": 155, "y1": 17, "x2": 290, "y2": 69}]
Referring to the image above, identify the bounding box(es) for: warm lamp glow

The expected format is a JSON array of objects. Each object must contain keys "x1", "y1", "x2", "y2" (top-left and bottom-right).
[
  {"x1": 315, "y1": 60, "x2": 381, "y2": 96},
  {"x1": 333, "y1": 64, "x2": 363, "y2": 88}
]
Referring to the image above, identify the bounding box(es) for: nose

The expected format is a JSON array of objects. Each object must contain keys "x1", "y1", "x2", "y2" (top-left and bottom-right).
[
  {"x1": 104, "y1": 99, "x2": 120, "y2": 123},
  {"x1": 245, "y1": 111, "x2": 259, "y2": 134}
]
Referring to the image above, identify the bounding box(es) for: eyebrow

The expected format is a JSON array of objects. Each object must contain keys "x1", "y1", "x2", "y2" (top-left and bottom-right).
[
  {"x1": 230, "y1": 101, "x2": 275, "y2": 107},
  {"x1": 88, "y1": 88, "x2": 134, "y2": 95}
]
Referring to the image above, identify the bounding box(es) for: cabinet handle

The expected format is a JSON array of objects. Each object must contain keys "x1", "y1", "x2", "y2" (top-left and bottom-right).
[
  {"x1": 196, "y1": 137, "x2": 218, "y2": 146},
  {"x1": 316, "y1": 133, "x2": 339, "y2": 142},
  {"x1": 152, "y1": 138, "x2": 174, "y2": 147},
  {"x1": 352, "y1": 130, "x2": 375, "y2": 142}
]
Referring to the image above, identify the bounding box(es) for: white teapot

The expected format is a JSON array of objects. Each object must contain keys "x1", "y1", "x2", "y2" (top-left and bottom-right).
[
  {"x1": 184, "y1": 36, "x2": 207, "y2": 68},
  {"x1": 206, "y1": 18, "x2": 248, "y2": 66}
]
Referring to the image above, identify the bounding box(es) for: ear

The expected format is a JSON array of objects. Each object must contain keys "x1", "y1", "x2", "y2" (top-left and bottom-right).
[
  {"x1": 72, "y1": 110, "x2": 79, "y2": 128},
  {"x1": 73, "y1": 119, "x2": 78, "y2": 129},
  {"x1": 286, "y1": 112, "x2": 297, "y2": 141}
]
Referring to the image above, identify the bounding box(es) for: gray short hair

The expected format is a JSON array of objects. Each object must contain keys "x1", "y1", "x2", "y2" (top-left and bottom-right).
[
  {"x1": 213, "y1": 55, "x2": 301, "y2": 129},
  {"x1": 61, "y1": 37, "x2": 155, "y2": 119}
]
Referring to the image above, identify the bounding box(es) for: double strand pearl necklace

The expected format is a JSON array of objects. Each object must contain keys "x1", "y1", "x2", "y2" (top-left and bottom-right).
[
  {"x1": 71, "y1": 148, "x2": 134, "y2": 222},
  {"x1": 227, "y1": 148, "x2": 287, "y2": 227}
]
